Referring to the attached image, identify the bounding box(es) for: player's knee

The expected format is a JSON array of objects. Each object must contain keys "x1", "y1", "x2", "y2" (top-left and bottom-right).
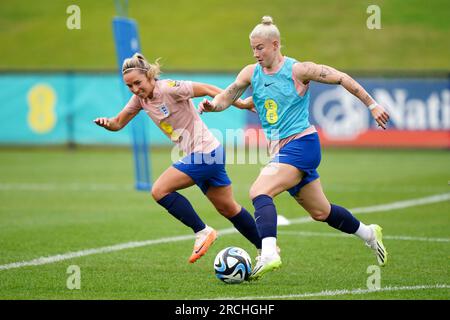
[
  {"x1": 151, "y1": 185, "x2": 169, "y2": 201},
  {"x1": 249, "y1": 185, "x2": 266, "y2": 200},
  {"x1": 215, "y1": 202, "x2": 240, "y2": 218},
  {"x1": 215, "y1": 206, "x2": 229, "y2": 217},
  {"x1": 150, "y1": 186, "x2": 160, "y2": 201},
  {"x1": 309, "y1": 208, "x2": 329, "y2": 221}
]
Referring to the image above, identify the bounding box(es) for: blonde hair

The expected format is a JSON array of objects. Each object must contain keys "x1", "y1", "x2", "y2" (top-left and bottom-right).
[
  {"x1": 122, "y1": 53, "x2": 161, "y2": 79},
  {"x1": 249, "y1": 16, "x2": 281, "y2": 41}
]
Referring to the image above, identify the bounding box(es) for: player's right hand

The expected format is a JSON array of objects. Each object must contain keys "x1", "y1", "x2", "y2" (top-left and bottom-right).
[
  {"x1": 370, "y1": 105, "x2": 390, "y2": 130},
  {"x1": 93, "y1": 117, "x2": 110, "y2": 128},
  {"x1": 198, "y1": 99, "x2": 216, "y2": 114}
]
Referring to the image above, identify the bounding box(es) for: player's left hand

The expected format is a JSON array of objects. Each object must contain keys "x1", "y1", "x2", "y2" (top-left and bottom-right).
[
  {"x1": 371, "y1": 104, "x2": 390, "y2": 130},
  {"x1": 241, "y1": 97, "x2": 256, "y2": 113},
  {"x1": 198, "y1": 98, "x2": 216, "y2": 114},
  {"x1": 234, "y1": 97, "x2": 256, "y2": 113}
]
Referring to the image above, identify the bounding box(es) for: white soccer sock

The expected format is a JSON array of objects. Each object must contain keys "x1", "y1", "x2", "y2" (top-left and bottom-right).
[
  {"x1": 261, "y1": 237, "x2": 278, "y2": 257},
  {"x1": 197, "y1": 225, "x2": 210, "y2": 235},
  {"x1": 354, "y1": 222, "x2": 373, "y2": 242}
]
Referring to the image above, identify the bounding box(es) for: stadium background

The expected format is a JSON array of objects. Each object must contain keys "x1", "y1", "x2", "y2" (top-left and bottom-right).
[{"x1": 0, "y1": 0, "x2": 449, "y2": 301}]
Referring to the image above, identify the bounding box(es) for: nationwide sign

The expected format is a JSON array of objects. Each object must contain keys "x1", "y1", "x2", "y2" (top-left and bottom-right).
[{"x1": 246, "y1": 77, "x2": 450, "y2": 148}]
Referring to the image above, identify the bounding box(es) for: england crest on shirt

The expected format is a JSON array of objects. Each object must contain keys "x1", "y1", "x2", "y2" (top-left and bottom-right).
[{"x1": 158, "y1": 104, "x2": 170, "y2": 118}]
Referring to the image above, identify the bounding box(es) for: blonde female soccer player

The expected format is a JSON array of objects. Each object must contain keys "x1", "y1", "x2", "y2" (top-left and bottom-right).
[
  {"x1": 95, "y1": 53, "x2": 260, "y2": 264},
  {"x1": 199, "y1": 16, "x2": 390, "y2": 280}
]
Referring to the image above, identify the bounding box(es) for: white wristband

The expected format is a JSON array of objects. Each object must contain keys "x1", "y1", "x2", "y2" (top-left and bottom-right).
[{"x1": 368, "y1": 103, "x2": 378, "y2": 110}]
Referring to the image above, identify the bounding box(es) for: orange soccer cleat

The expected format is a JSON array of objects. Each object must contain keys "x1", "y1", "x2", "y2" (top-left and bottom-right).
[{"x1": 188, "y1": 226, "x2": 218, "y2": 263}]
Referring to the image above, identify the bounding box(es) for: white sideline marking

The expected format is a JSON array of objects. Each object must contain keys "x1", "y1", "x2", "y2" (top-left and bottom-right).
[
  {"x1": 213, "y1": 284, "x2": 450, "y2": 300},
  {"x1": 0, "y1": 193, "x2": 449, "y2": 271},
  {"x1": 278, "y1": 231, "x2": 450, "y2": 243},
  {"x1": 348, "y1": 193, "x2": 450, "y2": 214},
  {"x1": 0, "y1": 229, "x2": 237, "y2": 271},
  {"x1": 277, "y1": 214, "x2": 291, "y2": 226},
  {"x1": 288, "y1": 192, "x2": 450, "y2": 224}
]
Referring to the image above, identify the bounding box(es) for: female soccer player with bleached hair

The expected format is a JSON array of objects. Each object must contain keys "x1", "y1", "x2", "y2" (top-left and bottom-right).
[
  {"x1": 95, "y1": 53, "x2": 260, "y2": 264},
  {"x1": 199, "y1": 16, "x2": 390, "y2": 280}
]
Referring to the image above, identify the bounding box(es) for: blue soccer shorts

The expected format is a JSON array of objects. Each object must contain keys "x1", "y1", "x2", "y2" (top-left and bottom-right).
[
  {"x1": 172, "y1": 145, "x2": 231, "y2": 194},
  {"x1": 270, "y1": 132, "x2": 321, "y2": 196}
]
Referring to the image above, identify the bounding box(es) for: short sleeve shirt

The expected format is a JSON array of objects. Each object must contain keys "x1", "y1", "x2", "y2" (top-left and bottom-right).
[{"x1": 123, "y1": 79, "x2": 219, "y2": 155}]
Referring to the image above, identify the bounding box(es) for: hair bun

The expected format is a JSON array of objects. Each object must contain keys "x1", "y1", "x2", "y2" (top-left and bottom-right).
[
  {"x1": 261, "y1": 16, "x2": 273, "y2": 25},
  {"x1": 133, "y1": 53, "x2": 146, "y2": 60}
]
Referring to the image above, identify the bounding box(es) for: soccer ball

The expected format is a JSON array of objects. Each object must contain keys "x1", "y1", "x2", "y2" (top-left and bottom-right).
[{"x1": 213, "y1": 247, "x2": 252, "y2": 284}]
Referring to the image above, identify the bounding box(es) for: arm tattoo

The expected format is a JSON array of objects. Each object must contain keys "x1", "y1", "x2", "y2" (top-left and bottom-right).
[
  {"x1": 307, "y1": 66, "x2": 317, "y2": 78},
  {"x1": 226, "y1": 83, "x2": 246, "y2": 102},
  {"x1": 212, "y1": 82, "x2": 246, "y2": 112},
  {"x1": 352, "y1": 86, "x2": 360, "y2": 94},
  {"x1": 344, "y1": 78, "x2": 374, "y2": 105},
  {"x1": 319, "y1": 66, "x2": 332, "y2": 78},
  {"x1": 363, "y1": 93, "x2": 373, "y2": 105}
]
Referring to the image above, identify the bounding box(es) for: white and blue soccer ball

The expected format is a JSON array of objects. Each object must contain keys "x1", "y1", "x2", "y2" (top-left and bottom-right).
[{"x1": 213, "y1": 247, "x2": 252, "y2": 284}]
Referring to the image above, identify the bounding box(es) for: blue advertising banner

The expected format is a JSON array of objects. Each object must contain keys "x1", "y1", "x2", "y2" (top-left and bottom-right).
[
  {"x1": 0, "y1": 72, "x2": 242, "y2": 146},
  {"x1": 0, "y1": 73, "x2": 448, "y2": 148},
  {"x1": 0, "y1": 73, "x2": 129, "y2": 145},
  {"x1": 246, "y1": 77, "x2": 449, "y2": 148}
]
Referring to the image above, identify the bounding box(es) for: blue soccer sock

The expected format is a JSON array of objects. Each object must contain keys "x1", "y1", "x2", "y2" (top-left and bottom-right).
[
  {"x1": 157, "y1": 192, "x2": 206, "y2": 233},
  {"x1": 252, "y1": 195, "x2": 278, "y2": 239},
  {"x1": 325, "y1": 203, "x2": 360, "y2": 234},
  {"x1": 229, "y1": 207, "x2": 262, "y2": 249}
]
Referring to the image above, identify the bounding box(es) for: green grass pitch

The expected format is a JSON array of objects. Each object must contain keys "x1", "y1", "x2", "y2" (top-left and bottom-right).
[
  {"x1": 1, "y1": 0, "x2": 449, "y2": 70},
  {"x1": 0, "y1": 147, "x2": 449, "y2": 299}
]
